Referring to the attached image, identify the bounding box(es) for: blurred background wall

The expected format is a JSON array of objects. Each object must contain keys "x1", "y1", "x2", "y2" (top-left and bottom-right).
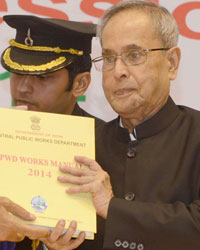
[{"x1": 0, "y1": 0, "x2": 199, "y2": 121}]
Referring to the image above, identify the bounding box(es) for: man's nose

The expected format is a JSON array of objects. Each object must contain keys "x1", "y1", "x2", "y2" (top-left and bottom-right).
[
  {"x1": 17, "y1": 75, "x2": 34, "y2": 93},
  {"x1": 113, "y1": 57, "x2": 130, "y2": 80}
]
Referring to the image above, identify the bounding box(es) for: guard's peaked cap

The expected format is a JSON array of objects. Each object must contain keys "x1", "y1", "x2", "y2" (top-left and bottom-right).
[{"x1": 1, "y1": 15, "x2": 97, "y2": 74}]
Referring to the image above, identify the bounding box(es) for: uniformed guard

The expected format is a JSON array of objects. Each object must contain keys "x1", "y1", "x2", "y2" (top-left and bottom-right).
[{"x1": 0, "y1": 14, "x2": 104, "y2": 250}]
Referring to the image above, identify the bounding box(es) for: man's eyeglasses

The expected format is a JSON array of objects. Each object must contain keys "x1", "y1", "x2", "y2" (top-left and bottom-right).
[{"x1": 92, "y1": 48, "x2": 169, "y2": 71}]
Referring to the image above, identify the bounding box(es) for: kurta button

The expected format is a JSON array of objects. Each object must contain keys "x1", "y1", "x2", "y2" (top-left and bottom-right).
[
  {"x1": 137, "y1": 243, "x2": 144, "y2": 250},
  {"x1": 114, "y1": 239, "x2": 122, "y2": 247},
  {"x1": 127, "y1": 147, "x2": 136, "y2": 158},
  {"x1": 122, "y1": 241, "x2": 129, "y2": 248},
  {"x1": 130, "y1": 242, "x2": 136, "y2": 249},
  {"x1": 124, "y1": 192, "x2": 135, "y2": 201}
]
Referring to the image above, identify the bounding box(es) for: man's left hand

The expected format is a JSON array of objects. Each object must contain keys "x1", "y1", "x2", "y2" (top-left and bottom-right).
[{"x1": 58, "y1": 156, "x2": 114, "y2": 219}]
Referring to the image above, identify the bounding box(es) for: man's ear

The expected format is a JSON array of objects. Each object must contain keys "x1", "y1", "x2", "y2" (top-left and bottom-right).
[
  {"x1": 167, "y1": 46, "x2": 181, "y2": 80},
  {"x1": 72, "y1": 72, "x2": 91, "y2": 98}
]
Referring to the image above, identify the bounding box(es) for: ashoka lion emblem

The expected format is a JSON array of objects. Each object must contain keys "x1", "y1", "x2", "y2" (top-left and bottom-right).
[{"x1": 30, "y1": 116, "x2": 41, "y2": 130}]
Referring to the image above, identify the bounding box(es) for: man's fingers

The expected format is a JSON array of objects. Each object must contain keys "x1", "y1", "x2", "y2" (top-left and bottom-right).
[
  {"x1": 67, "y1": 183, "x2": 92, "y2": 194},
  {"x1": 59, "y1": 157, "x2": 101, "y2": 177},
  {"x1": 47, "y1": 219, "x2": 66, "y2": 243},
  {"x1": 1, "y1": 197, "x2": 35, "y2": 221},
  {"x1": 41, "y1": 220, "x2": 81, "y2": 249},
  {"x1": 0, "y1": 197, "x2": 50, "y2": 240},
  {"x1": 59, "y1": 166, "x2": 89, "y2": 176},
  {"x1": 8, "y1": 205, "x2": 35, "y2": 221},
  {"x1": 24, "y1": 225, "x2": 51, "y2": 239},
  {"x1": 11, "y1": 105, "x2": 28, "y2": 110},
  {"x1": 68, "y1": 231, "x2": 85, "y2": 249},
  {"x1": 59, "y1": 220, "x2": 77, "y2": 244},
  {"x1": 58, "y1": 175, "x2": 93, "y2": 185},
  {"x1": 12, "y1": 219, "x2": 50, "y2": 239},
  {"x1": 74, "y1": 156, "x2": 100, "y2": 171}
]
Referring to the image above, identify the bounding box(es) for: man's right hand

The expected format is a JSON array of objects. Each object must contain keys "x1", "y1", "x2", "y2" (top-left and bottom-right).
[{"x1": 0, "y1": 196, "x2": 50, "y2": 241}]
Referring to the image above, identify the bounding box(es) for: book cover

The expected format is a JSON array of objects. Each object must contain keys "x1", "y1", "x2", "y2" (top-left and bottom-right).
[{"x1": 0, "y1": 107, "x2": 96, "y2": 239}]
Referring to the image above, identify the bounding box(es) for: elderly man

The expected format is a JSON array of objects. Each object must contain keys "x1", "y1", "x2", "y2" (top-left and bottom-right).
[
  {"x1": 0, "y1": 14, "x2": 104, "y2": 250},
  {"x1": 55, "y1": 1, "x2": 200, "y2": 250}
]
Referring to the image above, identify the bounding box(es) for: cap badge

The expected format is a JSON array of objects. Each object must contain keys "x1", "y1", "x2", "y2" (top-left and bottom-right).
[{"x1": 25, "y1": 28, "x2": 33, "y2": 46}]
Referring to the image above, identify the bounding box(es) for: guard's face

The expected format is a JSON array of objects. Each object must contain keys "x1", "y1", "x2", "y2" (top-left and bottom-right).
[
  {"x1": 101, "y1": 10, "x2": 178, "y2": 121},
  {"x1": 10, "y1": 68, "x2": 75, "y2": 114}
]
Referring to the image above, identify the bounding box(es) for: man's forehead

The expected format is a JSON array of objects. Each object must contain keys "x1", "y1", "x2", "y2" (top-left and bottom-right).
[
  {"x1": 106, "y1": 9, "x2": 152, "y2": 26},
  {"x1": 102, "y1": 13, "x2": 154, "y2": 39}
]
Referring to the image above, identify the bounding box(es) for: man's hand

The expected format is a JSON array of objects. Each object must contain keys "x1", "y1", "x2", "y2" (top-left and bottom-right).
[
  {"x1": 40, "y1": 220, "x2": 85, "y2": 250},
  {"x1": 11, "y1": 105, "x2": 28, "y2": 110},
  {"x1": 0, "y1": 197, "x2": 50, "y2": 241},
  {"x1": 58, "y1": 156, "x2": 114, "y2": 219}
]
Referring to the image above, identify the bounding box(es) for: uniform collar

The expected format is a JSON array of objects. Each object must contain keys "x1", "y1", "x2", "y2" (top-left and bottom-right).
[
  {"x1": 72, "y1": 103, "x2": 84, "y2": 116},
  {"x1": 116, "y1": 96, "x2": 179, "y2": 141}
]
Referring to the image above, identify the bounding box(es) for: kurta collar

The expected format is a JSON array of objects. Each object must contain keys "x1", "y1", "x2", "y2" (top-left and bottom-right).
[{"x1": 116, "y1": 97, "x2": 179, "y2": 141}]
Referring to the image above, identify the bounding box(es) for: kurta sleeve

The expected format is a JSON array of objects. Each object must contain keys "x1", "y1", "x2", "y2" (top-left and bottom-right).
[{"x1": 103, "y1": 198, "x2": 200, "y2": 250}]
